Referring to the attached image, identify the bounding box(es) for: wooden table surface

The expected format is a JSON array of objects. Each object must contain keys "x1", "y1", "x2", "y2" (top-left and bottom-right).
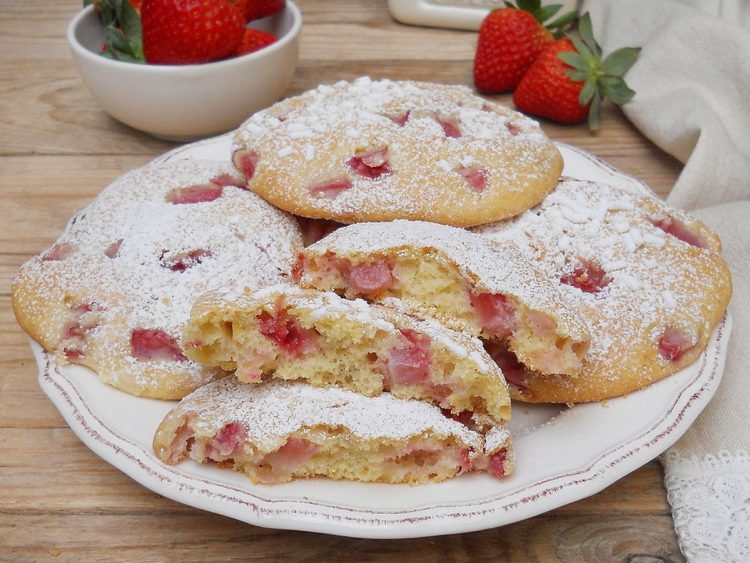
[{"x1": 1, "y1": 1, "x2": 687, "y2": 560}]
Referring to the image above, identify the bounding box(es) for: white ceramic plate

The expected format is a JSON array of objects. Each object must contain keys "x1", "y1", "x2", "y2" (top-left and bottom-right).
[{"x1": 35, "y1": 137, "x2": 733, "y2": 538}]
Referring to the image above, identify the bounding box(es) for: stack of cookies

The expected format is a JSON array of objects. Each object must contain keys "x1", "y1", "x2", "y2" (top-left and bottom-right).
[{"x1": 12, "y1": 78, "x2": 731, "y2": 486}]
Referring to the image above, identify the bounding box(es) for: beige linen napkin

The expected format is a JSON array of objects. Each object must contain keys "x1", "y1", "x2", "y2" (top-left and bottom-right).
[{"x1": 589, "y1": 2, "x2": 750, "y2": 561}]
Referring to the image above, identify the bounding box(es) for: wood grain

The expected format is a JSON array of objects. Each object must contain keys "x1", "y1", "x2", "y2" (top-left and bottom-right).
[{"x1": 0, "y1": 0, "x2": 685, "y2": 559}]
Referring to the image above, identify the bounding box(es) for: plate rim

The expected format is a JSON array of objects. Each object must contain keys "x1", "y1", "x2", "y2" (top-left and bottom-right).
[
  {"x1": 32, "y1": 136, "x2": 732, "y2": 538},
  {"x1": 36, "y1": 313, "x2": 731, "y2": 538}
]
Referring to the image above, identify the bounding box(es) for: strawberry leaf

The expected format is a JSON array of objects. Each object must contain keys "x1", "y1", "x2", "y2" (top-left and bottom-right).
[
  {"x1": 602, "y1": 47, "x2": 641, "y2": 76},
  {"x1": 104, "y1": 25, "x2": 132, "y2": 54},
  {"x1": 587, "y1": 92, "x2": 602, "y2": 131},
  {"x1": 568, "y1": 34, "x2": 595, "y2": 63},
  {"x1": 546, "y1": 11, "x2": 577, "y2": 33},
  {"x1": 577, "y1": 13, "x2": 601, "y2": 57},
  {"x1": 517, "y1": 0, "x2": 541, "y2": 13},
  {"x1": 565, "y1": 68, "x2": 590, "y2": 82},
  {"x1": 118, "y1": 0, "x2": 143, "y2": 59},
  {"x1": 600, "y1": 76, "x2": 636, "y2": 105},
  {"x1": 558, "y1": 51, "x2": 588, "y2": 71},
  {"x1": 579, "y1": 77, "x2": 597, "y2": 105},
  {"x1": 534, "y1": 4, "x2": 562, "y2": 23}
]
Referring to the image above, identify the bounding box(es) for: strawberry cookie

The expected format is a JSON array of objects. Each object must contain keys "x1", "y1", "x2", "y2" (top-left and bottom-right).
[
  {"x1": 153, "y1": 378, "x2": 515, "y2": 484},
  {"x1": 231, "y1": 77, "x2": 563, "y2": 227},
  {"x1": 183, "y1": 284, "x2": 511, "y2": 428},
  {"x1": 477, "y1": 178, "x2": 732, "y2": 403},
  {"x1": 12, "y1": 161, "x2": 303, "y2": 399},
  {"x1": 294, "y1": 220, "x2": 590, "y2": 377}
]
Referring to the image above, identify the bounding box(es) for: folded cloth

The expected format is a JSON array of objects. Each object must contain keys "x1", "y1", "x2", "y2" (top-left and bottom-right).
[
  {"x1": 589, "y1": 2, "x2": 750, "y2": 561},
  {"x1": 663, "y1": 203, "x2": 750, "y2": 563},
  {"x1": 589, "y1": 0, "x2": 750, "y2": 210}
]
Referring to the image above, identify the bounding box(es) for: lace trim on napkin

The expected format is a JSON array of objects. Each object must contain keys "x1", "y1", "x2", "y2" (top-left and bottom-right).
[{"x1": 662, "y1": 450, "x2": 750, "y2": 563}]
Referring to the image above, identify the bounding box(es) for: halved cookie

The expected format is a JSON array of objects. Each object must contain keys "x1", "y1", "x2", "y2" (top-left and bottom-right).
[
  {"x1": 232, "y1": 77, "x2": 563, "y2": 227},
  {"x1": 153, "y1": 378, "x2": 514, "y2": 484},
  {"x1": 183, "y1": 284, "x2": 511, "y2": 428},
  {"x1": 293, "y1": 220, "x2": 590, "y2": 376}
]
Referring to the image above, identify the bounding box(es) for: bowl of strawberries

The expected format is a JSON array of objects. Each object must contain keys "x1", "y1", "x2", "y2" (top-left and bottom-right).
[{"x1": 67, "y1": 0, "x2": 302, "y2": 140}]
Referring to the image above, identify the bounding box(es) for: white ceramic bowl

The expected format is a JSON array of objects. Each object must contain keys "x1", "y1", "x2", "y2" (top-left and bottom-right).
[{"x1": 67, "y1": 2, "x2": 302, "y2": 141}]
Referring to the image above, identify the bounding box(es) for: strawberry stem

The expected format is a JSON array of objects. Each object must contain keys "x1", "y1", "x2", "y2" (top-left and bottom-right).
[
  {"x1": 85, "y1": 0, "x2": 144, "y2": 63},
  {"x1": 504, "y1": 0, "x2": 578, "y2": 37},
  {"x1": 560, "y1": 12, "x2": 640, "y2": 131}
]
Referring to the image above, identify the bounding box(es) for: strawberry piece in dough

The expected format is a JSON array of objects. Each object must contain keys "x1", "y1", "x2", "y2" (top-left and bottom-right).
[
  {"x1": 233, "y1": 149, "x2": 259, "y2": 181},
  {"x1": 441, "y1": 408, "x2": 475, "y2": 427},
  {"x1": 658, "y1": 325, "x2": 695, "y2": 362},
  {"x1": 347, "y1": 147, "x2": 392, "y2": 179},
  {"x1": 165, "y1": 415, "x2": 195, "y2": 464},
  {"x1": 653, "y1": 216, "x2": 706, "y2": 249},
  {"x1": 43, "y1": 243, "x2": 76, "y2": 262},
  {"x1": 435, "y1": 114, "x2": 461, "y2": 138},
  {"x1": 290, "y1": 253, "x2": 306, "y2": 283},
  {"x1": 105, "y1": 239, "x2": 123, "y2": 259},
  {"x1": 456, "y1": 165, "x2": 487, "y2": 192},
  {"x1": 560, "y1": 263, "x2": 609, "y2": 294},
  {"x1": 165, "y1": 184, "x2": 223, "y2": 205},
  {"x1": 469, "y1": 292, "x2": 517, "y2": 339},
  {"x1": 209, "y1": 173, "x2": 245, "y2": 188},
  {"x1": 207, "y1": 422, "x2": 246, "y2": 459},
  {"x1": 506, "y1": 122, "x2": 522, "y2": 136},
  {"x1": 257, "y1": 310, "x2": 319, "y2": 358},
  {"x1": 459, "y1": 449, "x2": 473, "y2": 473},
  {"x1": 322, "y1": 254, "x2": 394, "y2": 295},
  {"x1": 61, "y1": 303, "x2": 102, "y2": 359},
  {"x1": 385, "y1": 329, "x2": 432, "y2": 386},
  {"x1": 130, "y1": 328, "x2": 187, "y2": 362},
  {"x1": 484, "y1": 341, "x2": 528, "y2": 392},
  {"x1": 262, "y1": 438, "x2": 319, "y2": 477},
  {"x1": 308, "y1": 178, "x2": 353, "y2": 199},
  {"x1": 488, "y1": 448, "x2": 508, "y2": 477},
  {"x1": 161, "y1": 249, "x2": 212, "y2": 272},
  {"x1": 346, "y1": 260, "x2": 394, "y2": 295},
  {"x1": 386, "y1": 110, "x2": 411, "y2": 127}
]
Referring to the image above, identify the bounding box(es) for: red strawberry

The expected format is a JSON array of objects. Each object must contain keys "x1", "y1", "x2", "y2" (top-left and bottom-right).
[
  {"x1": 513, "y1": 38, "x2": 587, "y2": 123},
  {"x1": 513, "y1": 13, "x2": 640, "y2": 130},
  {"x1": 141, "y1": 0, "x2": 245, "y2": 64},
  {"x1": 235, "y1": 28, "x2": 277, "y2": 56},
  {"x1": 229, "y1": 0, "x2": 285, "y2": 22},
  {"x1": 473, "y1": 0, "x2": 576, "y2": 93}
]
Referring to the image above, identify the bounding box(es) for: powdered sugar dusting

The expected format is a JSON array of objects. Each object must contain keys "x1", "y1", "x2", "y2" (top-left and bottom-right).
[
  {"x1": 15, "y1": 160, "x2": 303, "y2": 397},
  {"x1": 484, "y1": 425, "x2": 511, "y2": 455},
  {"x1": 304, "y1": 220, "x2": 589, "y2": 341},
  {"x1": 165, "y1": 378, "x2": 484, "y2": 453},
  {"x1": 233, "y1": 78, "x2": 561, "y2": 226},
  {"x1": 476, "y1": 177, "x2": 731, "y2": 397}
]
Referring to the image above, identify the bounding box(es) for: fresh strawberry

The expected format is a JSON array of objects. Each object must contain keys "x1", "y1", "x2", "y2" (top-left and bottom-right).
[
  {"x1": 235, "y1": 28, "x2": 277, "y2": 56},
  {"x1": 229, "y1": 0, "x2": 285, "y2": 22},
  {"x1": 513, "y1": 13, "x2": 640, "y2": 130},
  {"x1": 473, "y1": 0, "x2": 576, "y2": 93},
  {"x1": 141, "y1": 0, "x2": 245, "y2": 64}
]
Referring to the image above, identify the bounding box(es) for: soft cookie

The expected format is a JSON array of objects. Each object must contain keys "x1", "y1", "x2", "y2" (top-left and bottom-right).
[
  {"x1": 293, "y1": 220, "x2": 590, "y2": 376},
  {"x1": 183, "y1": 284, "x2": 512, "y2": 428},
  {"x1": 153, "y1": 378, "x2": 515, "y2": 484},
  {"x1": 12, "y1": 160, "x2": 303, "y2": 399},
  {"x1": 476, "y1": 177, "x2": 732, "y2": 403},
  {"x1": 232, "y1": 77, "x2": 563, "y2": 227}
]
